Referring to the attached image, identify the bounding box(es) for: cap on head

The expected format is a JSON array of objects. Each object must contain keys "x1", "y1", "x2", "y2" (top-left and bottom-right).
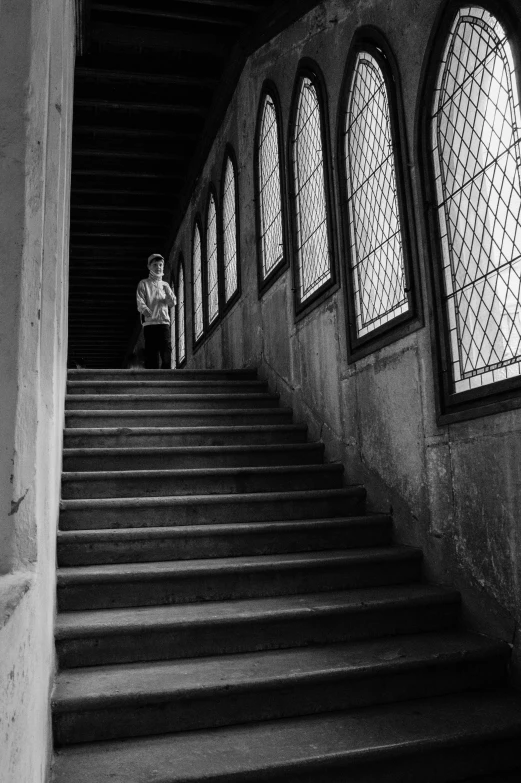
[{"x1": 147, "y1": 253, "x2": 164, "y2": 267}]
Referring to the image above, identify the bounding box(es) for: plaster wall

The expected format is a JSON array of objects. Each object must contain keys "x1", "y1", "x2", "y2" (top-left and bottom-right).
[
  {"x1": 171, "y1": 0, "x2": 521, "y2": 677},
  {"x1": 0, "y1": 0, "x2": 74, "y2": 779}
]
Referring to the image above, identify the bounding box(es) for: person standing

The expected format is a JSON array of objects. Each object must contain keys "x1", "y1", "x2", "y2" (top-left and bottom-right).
[{"x1": 136, "y1": 253, "x2": 177, "y2": 369}]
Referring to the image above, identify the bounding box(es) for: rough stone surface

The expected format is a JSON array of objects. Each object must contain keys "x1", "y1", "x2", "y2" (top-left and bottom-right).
[
  {"x1": 0, "y1": 0, "x2": 74, "y2": 779},
  {"x1": 170, "y1": 0, "x2": 521, "y2": 673}
]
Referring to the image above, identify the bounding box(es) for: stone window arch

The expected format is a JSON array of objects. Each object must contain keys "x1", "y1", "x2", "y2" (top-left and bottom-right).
[
  {"x1": 192, "y1": 219, "x2": 204, "y2": 342},
  {"x1": 288, "y1": 62, "x2": 337, "y2": 314},
  {"x1": 222, "y1": 150, "x2": 240, "y2": 305},
  {"x1": 206, "y1": 189, "x2": 219, "y2": 326},
  {"x1": 176, "y1": 258, "x2": 186, "y2": 366},
  {"x1": 255, "y1": 85, "x2": 286, "y2": 291},
  {"x1": 422, "y1": 2, "x2": 521, "y2": 419},
  {"x1": 341, "y1": 38, "x2": 416, "y2": 354}
]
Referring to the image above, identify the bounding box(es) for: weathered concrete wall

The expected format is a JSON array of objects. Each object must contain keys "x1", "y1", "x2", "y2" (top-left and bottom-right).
[
  {"x1": 171, "y1": 0, "x2": 521, "y2": 679},
  {"x1": 0, "y1": 0, "x2": 74, "y2": 779}
]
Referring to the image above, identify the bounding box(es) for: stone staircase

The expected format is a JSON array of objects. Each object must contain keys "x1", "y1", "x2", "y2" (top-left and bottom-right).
[{"x1": 52, "y1": 368, "x2": 521, "y2": 782}]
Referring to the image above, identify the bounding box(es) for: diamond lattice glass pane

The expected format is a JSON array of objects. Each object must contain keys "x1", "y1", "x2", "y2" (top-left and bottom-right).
[
  {"x1": 344, "y1": 51, "x2": 409, "y2": 337},
  {"x1": 259, "y1": 95, "x2": 284, "y2": 280},
  {"x1": 292, "y1": 77, "x2": 331, "y2": 302},
  {"x1": 177, "y1": 264, "x2": 186, "y2": 363},
  {"x1": 432, "y1": 6, "x2": 521, "y2": 393},
  {"x1": 222, "y1": 157, "x2": 238, "y2": 302},
  {"x1": 193, "y1": 225, "x2": 204, "y2": 340},
  {"x1": 207, "y1": 195, "x2": 219, "y2": 324}
]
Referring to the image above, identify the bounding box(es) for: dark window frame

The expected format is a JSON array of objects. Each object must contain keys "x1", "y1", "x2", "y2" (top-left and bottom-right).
[
  {"x1": 337, "y1": 27, "x2": 422, "y2": 362},
  {"x1": 174, "y1": 253, "x2": 187, "y2": 368},
  {"x1": 220, "y1": 144, "x2": 242, "y2": 314},
  {"x1": 254, "y1": 81, "x2": 291, "y2": 298},
  {"x1": 287, "y1": 59, "x2": 340, "y2": 321},
  {"x1": 191, "y1": 214, "x2": 205, "y2": 350},
  {"x1": 418, "y1": 0, "x2": 521, "y2": 424}
]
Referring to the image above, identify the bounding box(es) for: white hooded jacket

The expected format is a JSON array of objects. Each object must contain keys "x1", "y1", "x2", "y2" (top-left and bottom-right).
[{"x1": 136, "y1": 277, "x2": 177, "y2": 326}]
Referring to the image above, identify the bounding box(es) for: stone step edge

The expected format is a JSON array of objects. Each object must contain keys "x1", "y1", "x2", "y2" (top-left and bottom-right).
[
  {"x1": 60, "y1": 486, "x2": 365, "y2": 510},
  {"x1": 52, "y1": 631, "x2": 509, "y2": 713},
  {"x1": 56, "y1": 546, "x2": 422, "y2": 584},
  {"x1": 63, "y1": 424, "x2": 307, "y2": 436},
  {"x1": 65, "y1": 393, "x2": 279, "y2": 402},
  {"x1": 61, "y1": 463, "x2": 343, "y2": 483},
  {"x1": 67, "y1": 381, "x2": 267, "y2": 388},
  {"x1": 64, "y1": 408, "x2": 293, "y2": 418},
  {"x1": 57, "y1": 515, "x2": 392, "y2": 542},
  {"x1": 54, "y1": 585, "x2": 461, "y2": 640},
  {"x1": 51, "y1": 690, "x2": 521, "y2": 783},
  {"x1": 68, "y1": 369, "x2": 258, "y2": 377},
  {"x1": 62, "y1": 443, "x2": 324, "y2": 458}
]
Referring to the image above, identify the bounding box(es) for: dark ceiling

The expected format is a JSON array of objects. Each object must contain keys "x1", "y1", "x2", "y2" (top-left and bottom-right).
[{"x1": 68, "y1": 0, "x2": 319, "y2": 368}]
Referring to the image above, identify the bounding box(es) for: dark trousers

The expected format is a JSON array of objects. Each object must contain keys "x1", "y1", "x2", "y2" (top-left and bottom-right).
[{"x1": 144, "y1": 324, "x2": 172, "y2": 369}]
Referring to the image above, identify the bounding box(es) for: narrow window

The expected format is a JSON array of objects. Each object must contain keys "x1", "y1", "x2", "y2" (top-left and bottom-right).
[
  {"x1": 222, "y1": 156, "x2": 238, "y2": 302},
  {"x1": 291, "y1": 76, "x2": 332, "y2": 304},
  {"x1": 344, "y1": 50, "x2": 409, "y2": 338},
  {"x1": 193, "y1": 223, "x2": 204, "y2": 340},
  {"x1": 206, "y1": 194, "x2": 219, "y2": 325},
  {"x1": 258, "y1": 94, "x2": 284, "y2": 281},
  {"x1": 432, "y1": 6, "x2": 521, "y2": 394},
  {"x1": 177, "y1": 263, "x2": 186, "y2": 364}
]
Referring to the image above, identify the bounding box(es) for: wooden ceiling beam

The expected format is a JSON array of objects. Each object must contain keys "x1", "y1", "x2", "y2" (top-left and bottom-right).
[
  {"x1": 91, "y1": 22, "x2": 227, "y2": 57},
  {"x1": 73, "y1": 125, "x2": 194, "y2": 141},
  {"x1": 71, "y1": 219, "x2": 165, "y2": 227},
  {"x1": 75, "y1": 67, "x2": 218, "y2": 88},
  {"x1": 91, "y1": 3, "x2": 246, "y2": 27},
  {"x1": 71, "y1": 188, "x2": 169, "y2": 196},
  {"x1": 72, "y1": 148, "x2": 185, "y2": 161},
  {"x1": 75, "y1": 98, "x2": 206, "y2": 115},
  {"x1": 72, "y1": 170, "x2": 181, "y2": 180},
  {"x1": 71, "y1": 204, "x2": 172, "y2": 212}
]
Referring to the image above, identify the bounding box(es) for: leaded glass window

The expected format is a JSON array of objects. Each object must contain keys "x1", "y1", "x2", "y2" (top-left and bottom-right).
[
  {"x1": 206, "y1": 194, "x2": 219, "y2": 324},
  {"x1": 258, "y1": 94, "x2": 284, "y2": 280},
  {"x1": 432, "y1": 6, "x2": 521, "y2": 393},
  {"x1": 222, "y1": 157, "x2": 238, "y2": 302},
  {"x1": 291, "y1": 76, "x2": 332, "y2": 303},
  {"x1": 345, "y1": 51, "x2": 409, "y2": 338},
  {"x1": 177, "y1": 263, "x2": 186, "y2": 364},
  {"x1": 193, "y1": 224, "x2": 204, "y2": 340}
]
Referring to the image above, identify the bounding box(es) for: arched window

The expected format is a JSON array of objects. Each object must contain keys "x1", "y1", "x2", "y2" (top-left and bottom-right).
[
  {"x1": 206, "y1": 193, "x2": 219, "y2": 325},
  {"x1": 431, "y1": 5, "x2": 521, "y2": 396},
  {"x1": 257, "y1": 92, "x2": 284, "y2": 283},
  {"x1": 222, "y1": 154, "x2": 239, "y2": 303},
  {"x1": 192, "y1": 222, "x2": 204, "y2": 340},
  {"x1": 290, "y1": 72, "x2": 333, "y2": 306},
  {"x1": 344, "y1": 49, "x2": 410, "y2": 340},
  {"x1": 177, "y1": 262, "x2": 186, "y2": 364}
]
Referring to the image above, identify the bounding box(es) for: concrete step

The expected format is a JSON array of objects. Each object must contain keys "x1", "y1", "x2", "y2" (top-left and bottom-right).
[
  {"x1": 52, "y1": 690, "x2": 521, "y2": 783},
  {"x1": 63, "y1": 424, "x2": 309, "y2": 449},
  {"x1": 65, "y1": 408, "x2": 294, "y2": 428},
  {"x1": 457, "y1": 773, "x2": 521, "y2": 782},
  {"x1": 59, "y1": 487, "x2": 366, "y2": 530},
  {"x1": 68, "y1": 368, "x2": 258, "y2": 382},
  {"x1": 57, "y1": 515, "x2": 393, "y2": 566},
  {"x1": 62, "y1": 443, "x2": 325, "y2": 472},
  {"x1": 61, "y1": 463, "x2": 344, "y2": 500},
  {"x1": 65, "y1": 393, "x2": 280, "y2": 411},
  {"x1": 56, "y1": 547, "x2": 422, "y2": 611},
  {"x1": 67, "y1": 380, "x2": 269, "y2": 396},
  {"x1": 52, "y1": 631, "x2": 509, "y2": 745},
  {"x1": 55, "y1": 584, "x2": 461, "y2": 668}
]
